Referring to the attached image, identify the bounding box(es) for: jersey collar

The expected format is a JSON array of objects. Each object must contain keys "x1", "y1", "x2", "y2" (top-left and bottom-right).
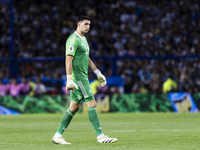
[{"x1": 75, "y1": 31, "x2": 85, "y2": 40}]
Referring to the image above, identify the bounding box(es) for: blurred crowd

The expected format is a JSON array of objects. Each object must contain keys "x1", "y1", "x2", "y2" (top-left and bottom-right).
[
  {"x1": 0, "y1": 77, "x2": 63, "y2": 97},
  {"x1": 0, "y1": 0, "x2": 200, "y2": 94},
  {"x1": 0, "y1": 77, "x2": 114, "y2": 97}
]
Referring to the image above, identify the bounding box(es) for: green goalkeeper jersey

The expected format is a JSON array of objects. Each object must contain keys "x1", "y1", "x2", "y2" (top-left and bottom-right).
[{"x1": 65, "y1": 32, "x2": 90, "y2": 81}]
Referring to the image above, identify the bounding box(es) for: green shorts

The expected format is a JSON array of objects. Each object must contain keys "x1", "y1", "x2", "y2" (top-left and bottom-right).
[{"x1": 70, "y1": 79, "x2": 94, "y2": 103}]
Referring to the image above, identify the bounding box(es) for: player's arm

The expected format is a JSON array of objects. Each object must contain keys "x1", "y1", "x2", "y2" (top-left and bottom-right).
[
  {"x1": 65, "y1": 55, "x2": 78, "y2": 93},
  {"x1": 89, "y1": 58, "x2": 98, "y2": 72},
  {"x1": 89, "y1": 58, "x2": 107, "y2": 87},
  {"x1": 65, "y1": 35, "x2": 79, "y2": 92},
  {"x1": 66, "y1": 55, "x2": 73, "y2": 75}
]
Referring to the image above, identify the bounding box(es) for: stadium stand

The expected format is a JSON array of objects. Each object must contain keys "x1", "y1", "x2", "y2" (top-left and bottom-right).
[{"x1": 0, "y1": 0, "x2": 200, "y2": 94}]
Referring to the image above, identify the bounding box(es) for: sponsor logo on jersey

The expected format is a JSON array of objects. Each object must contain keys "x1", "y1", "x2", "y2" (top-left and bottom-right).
[{"x1": 89, "y1": 89, "x2": 92, "y2": 93}]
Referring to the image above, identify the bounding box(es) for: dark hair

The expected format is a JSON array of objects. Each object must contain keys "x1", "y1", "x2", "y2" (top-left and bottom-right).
[{"x1": 78, "y1": 16, "x2": 90, "y2": 22}]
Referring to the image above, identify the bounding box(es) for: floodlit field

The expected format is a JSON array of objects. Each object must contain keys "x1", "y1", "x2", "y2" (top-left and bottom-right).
[{"x1": 0, "y1": 113, "x2": 199, "y2": 150}]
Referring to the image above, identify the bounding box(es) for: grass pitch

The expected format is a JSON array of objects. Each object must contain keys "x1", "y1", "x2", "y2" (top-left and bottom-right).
[{"x1": 0, "y1": 113, "x2": 199, "y2": 150}]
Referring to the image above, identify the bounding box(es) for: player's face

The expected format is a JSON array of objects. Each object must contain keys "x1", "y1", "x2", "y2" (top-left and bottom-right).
[{"x1": 79, "y1": 20, "x2": 91, "y2": 34}]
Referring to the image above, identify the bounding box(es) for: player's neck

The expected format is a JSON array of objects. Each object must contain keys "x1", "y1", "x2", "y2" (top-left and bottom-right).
[{"x1": 75, "y1": 30, "x2": 85, "y2": 37}]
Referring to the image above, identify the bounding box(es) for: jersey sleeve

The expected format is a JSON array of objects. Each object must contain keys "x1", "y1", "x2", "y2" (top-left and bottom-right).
[{"x1": 65, "y1": 35, "x2": 77, "y2": 56}]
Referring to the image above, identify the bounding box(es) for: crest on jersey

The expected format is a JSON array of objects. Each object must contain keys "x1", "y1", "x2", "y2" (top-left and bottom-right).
[
  {"x1": 69, "y1": 46, "x2": 74, "y2": 52},
  {"x1": 86, "y1": 47, "x2": 89, "y2": 54}
]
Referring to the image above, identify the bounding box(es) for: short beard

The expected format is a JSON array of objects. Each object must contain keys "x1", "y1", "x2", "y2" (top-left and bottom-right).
[{"x1": 82, "y1": 30, "x2": 88, "y2": 35}]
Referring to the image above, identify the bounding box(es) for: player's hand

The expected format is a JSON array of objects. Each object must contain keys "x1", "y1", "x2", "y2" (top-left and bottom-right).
[
  {"x1": 66, "y1": 75, "x2": 78, "y2": 93},
  {"x1": 94, "y1": 70, "x2": 107, "y2": 87}
]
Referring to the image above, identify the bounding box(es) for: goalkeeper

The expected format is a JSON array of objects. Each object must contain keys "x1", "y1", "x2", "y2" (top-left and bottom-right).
[{"x1": 52, "y1": 16, "x2": 117, "y2": 144}]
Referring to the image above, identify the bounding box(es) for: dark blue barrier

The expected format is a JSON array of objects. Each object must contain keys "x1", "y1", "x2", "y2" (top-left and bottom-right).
[
  {"x1": 16, "y1": 55, "x2": 200, "y2": 62},
  {"x1": 0, "y1": 58, "x2": 10, "y2": 62}
]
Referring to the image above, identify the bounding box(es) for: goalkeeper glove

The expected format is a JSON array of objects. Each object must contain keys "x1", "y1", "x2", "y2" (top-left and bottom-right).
[
  {"x1": 66, "y1": 75, "x2": 78, "y2": 93},
  {"x1": 94, "y1": 69, "x2": 107, "y2": 87}
]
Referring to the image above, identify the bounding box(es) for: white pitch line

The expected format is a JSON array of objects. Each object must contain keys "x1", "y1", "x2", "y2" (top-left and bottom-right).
[
  {"x1": 113, "y1": 130, "x2": 136, "y2": 132},
  {"x1": 0, "y1": 132, "x2": 55, "y2": 135},
  {"x1": 113, "y1": 129, "x2": 200, "y2": 132},
  {"x1": 101, "y1": 122, "x2": 192, "y2": 125}
]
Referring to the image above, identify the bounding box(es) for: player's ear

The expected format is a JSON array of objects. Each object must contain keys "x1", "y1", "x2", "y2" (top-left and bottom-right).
[{"x1": 77, "y1": 22, "x2": 81, "y2": 27}]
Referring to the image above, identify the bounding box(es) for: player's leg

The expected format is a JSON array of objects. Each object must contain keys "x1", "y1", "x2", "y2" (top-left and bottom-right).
[
  {"x1": 77, "y1": 79, "x2": 102, "y2": 136},
  {"x1": 86, "y1": 98, "x2": 103, "y2": 136},
  {"x1": 56, "y1": 101, "x2": 80, "y2": 134},
  {"x1": 52, "y1": 101, "x2": 80, "y2": 144},
  {"x1": 85, "y1": 98, "x2": 118, "y2": 143}
]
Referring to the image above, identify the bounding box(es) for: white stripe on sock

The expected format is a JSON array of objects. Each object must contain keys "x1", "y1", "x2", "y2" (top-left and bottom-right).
[{"x1": 67, "y1": 109, "x2": 74, "y2": 116}]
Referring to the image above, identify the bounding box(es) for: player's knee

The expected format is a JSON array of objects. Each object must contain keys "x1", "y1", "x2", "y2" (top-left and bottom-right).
[
  {"x1": 86, "y1": 99, "x2": 96, "y2": 107},
  {"x1": 69, "y1": 104, "x2": 80, "y2": 113},
  {"x1": 91, "y1": 101, "x2": 96, "y2": 107},
  {"x1": 74, "y1": 105, "x2": 80, "y2": 112}
]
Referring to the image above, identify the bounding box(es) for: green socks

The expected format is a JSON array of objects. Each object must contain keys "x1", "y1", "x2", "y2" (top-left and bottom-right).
[
  {"x1": 88, "y1": 106, "x2": 103, "y2": 136},
  {"x1": 56, "y1": 109, "x2": 74, "y2": 135},
  {"x1": 56, "y1": 107, "x2": 103, "y2": 136}
]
